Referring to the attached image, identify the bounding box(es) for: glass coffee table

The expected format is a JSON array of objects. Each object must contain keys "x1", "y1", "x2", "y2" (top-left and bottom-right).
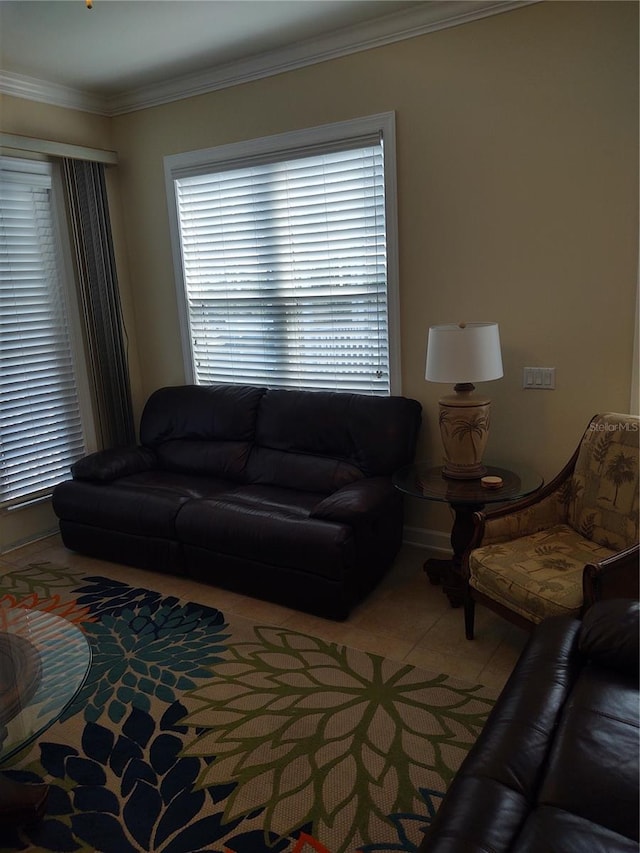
[
  {"x1": 393, "y1": 460, "x2": 543, "y2": 607},
  {"x1": 0, "y1": 606, "x2": 91, "y2": 826}
]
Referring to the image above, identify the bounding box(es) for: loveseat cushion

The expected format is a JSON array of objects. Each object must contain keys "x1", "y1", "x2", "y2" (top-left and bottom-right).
[
  {"x1": 141, "y1": 384, "x2": 266, "y2": 445},
  {"x1": 176, "y1": 486, "x2": 355, "y2": 580},
  {"x1": 139, "y1": 384, "x2": 266, "y2": 480},
  {"x1": 53, "y1": 471, "x2": 236, "y2": 538},
  {"x1": 246, "y1": 446, "x2": 363, "y2": 494},
  {"x1": 247, "y1": 388, "x2": 422, "y2": 491}
]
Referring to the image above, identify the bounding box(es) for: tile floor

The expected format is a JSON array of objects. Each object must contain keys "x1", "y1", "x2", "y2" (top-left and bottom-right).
[{"x1": 0, "y1": 534, "x2": 528, "y2": 692}]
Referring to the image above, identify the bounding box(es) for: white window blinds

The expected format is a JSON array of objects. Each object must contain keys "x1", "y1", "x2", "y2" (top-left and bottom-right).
[
  {"x1": 0, "y1": 159, "x2": 86, "y2": 507},
  {"x1": 173, "y1": 138, "x2": 391, "y2": 394}
]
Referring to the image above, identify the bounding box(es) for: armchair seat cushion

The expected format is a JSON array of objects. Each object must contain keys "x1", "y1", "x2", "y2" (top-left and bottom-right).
[{"x1": 469, "y1": 524, "x2": 615, "y2": 624}]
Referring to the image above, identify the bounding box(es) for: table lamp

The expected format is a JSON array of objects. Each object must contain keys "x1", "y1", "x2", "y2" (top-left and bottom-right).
[{"x1": 425, "y1": 322, "x2": 503, "y2": 479}]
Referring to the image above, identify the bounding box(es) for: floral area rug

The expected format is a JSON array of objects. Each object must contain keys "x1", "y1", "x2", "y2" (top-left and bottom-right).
[{"x1": 0, "y1": 562, "x2": 496, "y2": 853}]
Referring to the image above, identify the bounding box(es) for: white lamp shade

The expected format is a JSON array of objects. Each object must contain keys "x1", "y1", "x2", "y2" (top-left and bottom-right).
[{"x1": 425, "y1": 322, "x2": 503, "y2": 383}]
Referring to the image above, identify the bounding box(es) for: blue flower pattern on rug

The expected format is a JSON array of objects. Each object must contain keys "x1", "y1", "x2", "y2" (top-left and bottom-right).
[
  {"x1": 6, "y1": 704, "x2": 300, "y2": 852},
  {"x1": 63, "y1": 577, "x2": 230, "y2": 726},
  {"x1": 1, "y1": 572, "x2": 466, "y2": 853}
]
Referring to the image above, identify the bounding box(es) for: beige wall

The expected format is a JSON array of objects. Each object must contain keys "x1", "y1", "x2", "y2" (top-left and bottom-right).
[
  {"x1": 111, "y1": 0, "x2": 639, "y2": 537},
  {"x1": 2, "y1": 0, "x2": 638, "y2": 548}
]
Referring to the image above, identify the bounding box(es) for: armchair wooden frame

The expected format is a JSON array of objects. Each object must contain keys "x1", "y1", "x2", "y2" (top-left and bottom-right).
[{"x1": 462, "y1": 438, "x2": 640, "y2": 640}]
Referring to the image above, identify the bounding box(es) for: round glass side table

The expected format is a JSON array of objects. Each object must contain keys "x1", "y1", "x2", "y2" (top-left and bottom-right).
[
  {"x1": 393, "y1": 461, "x2": 543, "y2": 607},
  {"x1": 0, "y1": 606, "x2": 92, "y2": 826}
]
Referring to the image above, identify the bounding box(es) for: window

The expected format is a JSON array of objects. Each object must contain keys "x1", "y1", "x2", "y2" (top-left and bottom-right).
[
  {"x1": 0, "y1": 157, "x2": 92, "y2": 508},
  {"x1": 165, "y1": 113, "x2": 400, "y2": 395}
]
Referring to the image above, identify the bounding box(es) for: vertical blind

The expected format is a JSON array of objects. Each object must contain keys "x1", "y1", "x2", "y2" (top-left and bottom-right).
[
  {"x1": 0, "y1": 159, "x2": 85, "y2": 506},
  {"x1": 174, "y1": 141, "x2": 390, "y2": 394}
]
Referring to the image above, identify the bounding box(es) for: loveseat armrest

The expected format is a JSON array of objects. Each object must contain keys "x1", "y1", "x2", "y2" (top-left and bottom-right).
[
  {"x1": 309, "y1": 477, "x2": 397, "y2": 524},
  {"x1": 71, "y1": 446, "x2": 157, "y2": 482},
  {"x1": 582, "y1": 546, "x2": 640, "y2": 610}
]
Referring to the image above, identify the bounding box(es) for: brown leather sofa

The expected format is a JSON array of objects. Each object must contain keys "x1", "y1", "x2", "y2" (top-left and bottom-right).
[
  {"x1": 419, "y1": 598, "x2": 639, "y2": 852},
  {"x1": 53, "y1": 384, "x2": 422, "y2": 618}
]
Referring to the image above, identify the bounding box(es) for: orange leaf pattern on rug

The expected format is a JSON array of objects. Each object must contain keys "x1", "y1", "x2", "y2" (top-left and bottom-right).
[
  {"x1": 0, "y1": 561, "x2": 96, "y2": 629},
  {"x1": 292, "y1": 832, "x2": 334, "y2": 852},
  {"x1": 0, "y1": 591, "x2": 95, "y2": 628}
]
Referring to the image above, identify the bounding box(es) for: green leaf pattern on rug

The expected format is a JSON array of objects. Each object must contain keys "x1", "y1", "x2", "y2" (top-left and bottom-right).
[
  {"x1": 0, "y1": 561, "x2": 90, "y2": 603},
  {"x1": 180, "y1": 626, "x2": 493, "y2": 853}
]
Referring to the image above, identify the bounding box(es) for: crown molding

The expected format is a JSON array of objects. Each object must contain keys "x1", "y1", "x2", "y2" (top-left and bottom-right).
[
  {"x1": 0, "y1": 70, "x2": 109, "y2": 116},
  {"x1": 1, "y1": 1, "x2": 537, "y2": 117}
]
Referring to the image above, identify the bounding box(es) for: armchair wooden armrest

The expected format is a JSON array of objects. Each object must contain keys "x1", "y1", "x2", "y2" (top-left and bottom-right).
[
  {"x1": 467, "y1": 450, "x2": 578, "y2": 552},
  {"x1": 583, "y1": 545, "x2": 640, "y2": 610}
]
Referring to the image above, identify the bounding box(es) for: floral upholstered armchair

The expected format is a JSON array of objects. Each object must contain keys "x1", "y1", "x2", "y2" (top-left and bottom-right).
[{"x1": 463, "y1": 412, "x2": 639, "y2": 639}]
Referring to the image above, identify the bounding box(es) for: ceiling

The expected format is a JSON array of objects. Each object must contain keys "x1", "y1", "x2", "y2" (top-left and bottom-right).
[{"x1": 0, "y1": 0, "x2": 529, "y2": 114}]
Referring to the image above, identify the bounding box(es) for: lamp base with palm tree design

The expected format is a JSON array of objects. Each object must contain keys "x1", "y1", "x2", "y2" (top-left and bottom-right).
[{"x1": 438, "y1": 384, "x2": 492, "y2": 479}]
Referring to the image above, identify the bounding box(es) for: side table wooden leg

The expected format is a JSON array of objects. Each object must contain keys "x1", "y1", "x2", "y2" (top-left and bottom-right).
[
  {"x1": 441, "y1": 563, "x2": 465, "y2": 608},
  {"x1": 443, "y1": 502, "x2": 484, "y2": 609},
  {"x1": 423, "y1": 558, "x2": 463, "y2": 606},
  {"x1": 423, "y1": 557, "x2": 448, "y2": 585}
]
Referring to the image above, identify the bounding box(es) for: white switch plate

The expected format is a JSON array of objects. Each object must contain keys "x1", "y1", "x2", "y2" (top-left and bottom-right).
[{"x1": 523, "y1": 367, "x2": 556, "y2": 389}]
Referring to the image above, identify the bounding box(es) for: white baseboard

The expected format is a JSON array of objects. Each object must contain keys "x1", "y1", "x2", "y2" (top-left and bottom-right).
[
  {"x1": 402, "y1": 525, "x2": 450, "y2": 555},
  {"x1": 1, "y1": 526, "x2": 59, "y2": 556}
]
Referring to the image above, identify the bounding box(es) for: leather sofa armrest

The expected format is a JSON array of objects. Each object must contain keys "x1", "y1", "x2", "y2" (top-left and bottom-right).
[
  {"x1": 419, "y1": 614, "x2": 583, "y2": 851},
  {"x1": 310, "y1": 477, "x2": 397, "y2": 523},
  {"x1": 71, "y1": 447, "x2": 157, "y2": 482},
  {"x1": 579, "y1": 598, "x2": 639, "y2": 677}
]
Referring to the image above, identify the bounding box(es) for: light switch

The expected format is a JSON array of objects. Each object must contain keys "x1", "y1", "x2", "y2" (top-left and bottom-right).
[{"x1": 523, "y1": 367, "x2": 556, "y2": 389}]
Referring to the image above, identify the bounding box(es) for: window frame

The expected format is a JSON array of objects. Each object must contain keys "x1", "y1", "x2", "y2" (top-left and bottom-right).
[{"x1": 164, "y1": 112, "x2": 402, "y2": 395}]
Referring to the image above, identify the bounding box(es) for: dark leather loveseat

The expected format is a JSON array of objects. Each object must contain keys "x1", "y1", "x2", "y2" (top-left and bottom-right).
[
  {"x1": 419, "y1": 598, "x2": 639, "y2": 852},
  {"x1": 53, "y1": 384, "x2": 422, "y2": 618}
]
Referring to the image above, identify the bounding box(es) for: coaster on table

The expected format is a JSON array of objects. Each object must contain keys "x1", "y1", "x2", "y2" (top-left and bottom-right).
[{"x1": 481, "y1": 475, "x2": 503, "y2": 490}]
